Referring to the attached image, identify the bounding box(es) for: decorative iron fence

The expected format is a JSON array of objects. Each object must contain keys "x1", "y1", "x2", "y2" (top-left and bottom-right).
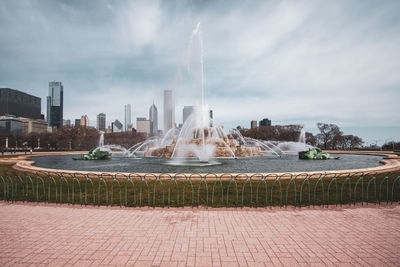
[{"x1": 0, "y1": 171, "x2": 399, "y2": 208}]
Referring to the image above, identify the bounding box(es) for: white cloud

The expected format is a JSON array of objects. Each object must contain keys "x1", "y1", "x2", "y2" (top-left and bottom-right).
[{"x1": 0, "y1": 0, "x2": 399, "y2": 143}]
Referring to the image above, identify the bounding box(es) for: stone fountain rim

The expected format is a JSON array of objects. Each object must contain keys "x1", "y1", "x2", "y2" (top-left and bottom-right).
[{"x1": 7, "y1": 150, "x2": 400, "y2": 180}]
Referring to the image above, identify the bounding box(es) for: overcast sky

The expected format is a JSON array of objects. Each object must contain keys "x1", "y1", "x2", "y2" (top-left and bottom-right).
[{"x1": 0, "y1": 0, "x2": 399, "y2": 144}]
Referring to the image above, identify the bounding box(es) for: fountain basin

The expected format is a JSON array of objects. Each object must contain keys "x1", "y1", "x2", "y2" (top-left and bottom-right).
[{"x1": 31, "y1": 153, "x2": 384, "y2": 174}]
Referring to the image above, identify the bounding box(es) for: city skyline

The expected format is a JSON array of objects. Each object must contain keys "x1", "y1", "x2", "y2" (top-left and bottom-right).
[
  {"x1": 2, "y1": 83, "x2": 398, "y2": 146},
  {"x1": 0, "y1": 1, "x2": 399, "y2": 144}
]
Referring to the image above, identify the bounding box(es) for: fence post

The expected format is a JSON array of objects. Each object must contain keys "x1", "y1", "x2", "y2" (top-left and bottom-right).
[
  {"x1": 0, "y1": 175, "x2": 6, "y2": 201},
  {"x1": 85, "y1": 175, "x2": 95, "y2": 206},
  {"x1": 126, "y1": 174, "x2": 138, "y2": 207},
  {"x1": 139, "y1": 176, "x2": 150, "y2": 207},
  {"x1": 46, "y1": 173, "x2": 58, "y2": 203},
  {"x1": 210, "y1": 174, "x2": 223, "y2": 207},
  {"x1": 379, "y1": 175, "x2": 389, "y2": 204},
  {"x1": 300, "y1": 175, "x2": 312, "y2": 207},
  {"x1": 197, "y1": 175, "x2": 208, "y2": 208},
  {"x1": 24, "y1": 173, "x2": 35, "y2": 202},
  {"x1": 271, "y1": 176, "x2": 282, "y2": 208},
  {"x1": 167, "y1": 174, "x2": 180, "y2": 208},
  {"x1": 354, "y1": 174, "x2": 365, "y2": 205},
  {"x1": 59, "y1": 173, "x2": 70, "y2": 204},
  {"x1": 111, "y1": 176, "x2": 122, "y2": 207},
  {"x1": 8, "y1": 173, "x2": 18, "y2": 202},
  {"x1": 366, "y1": 174, "x2": 377, "y2": 205},
  {"x1": 313, "y1": 173, "x2": 325, "y2": 207},
  {"x1": 183, "y1": 174, "x2": 196, "y2": 207},
  {"x1": 98, "y1": 176, "x2": 109, "y2": 206},
  {"x1": 392, "y1": 175, "x2": 400, "y2": 204},
  {"x1": 285, "y1": 173, "x2": 296, "y2": 207},
  {"x1": 151, "y1": 174, "x2": 164, "y2": 208},
  {"x1": 226, "y1": 175, "x2": 238, "y2": 207},
  {"x1": 5, "y1": 173, "x2": 14, "y2": 202},
  {"x1": 15, "y1": 174, "x2": 26, "y2": 202},
  {"x1": 327, "y1": 174, "x2": 338, "y2": 207},
  {"x1": 340, "y1": 176, "x2": 351, "y2": 206},
  {"x1": 254, "y1": 174, "x2": 268, "y2": 208},
  {"x1": 35, "y1": 173, "x2": 45, "y2": 203},
  {"x1": 72, "y1": 177, "x2": 82, "y2": 205}
]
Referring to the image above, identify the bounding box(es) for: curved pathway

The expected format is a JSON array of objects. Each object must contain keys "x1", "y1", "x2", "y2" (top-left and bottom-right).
[{"x1": 0, "y1": 202, "x2": 399, "y2": 266}]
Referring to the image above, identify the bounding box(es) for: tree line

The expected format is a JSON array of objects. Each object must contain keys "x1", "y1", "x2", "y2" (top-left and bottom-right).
[
  {"x1": 242, "y1": 122, "x2": 364, "y2": 150},
  {"x1": 0, "y1": 126, "x2": 146, "y2": 151}
]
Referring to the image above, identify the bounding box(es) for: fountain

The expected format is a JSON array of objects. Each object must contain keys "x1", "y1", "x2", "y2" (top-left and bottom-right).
[
  {"x1": 30, "y1": 23, "x2": 384, "y2": 174},
  {"x1": 79, "y1": 23, "x2": 316, "y2": 165},
  {"x1": 277, "y1": 129, "x2": 313, "y2": 153},
  {"x1": 125, "y1": 23, "x2": 309, "y2": 164},
  {"x1": 298, "y1": 129, "x2": 306, "y2": 144}
]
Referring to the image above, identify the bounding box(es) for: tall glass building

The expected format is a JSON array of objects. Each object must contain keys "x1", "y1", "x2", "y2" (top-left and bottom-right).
[
  {"x1": 149, "y1": 103, "x2": 158, "y2": 134},
  {"x1": 163, "y1": 90, "x2": 175, "y2": 133},
  {"x1": 47, "y1": 81, "x2": 63, "y2": 128},
  {"x1": 96, "y1": 113, "x2": 106, "y2": 132},
  {"x1": 183, "y1": 106, "x2": 195, "y2": 124},
  {"x1": 124, "y1": 104, "x2": 132, "y2": 131}
]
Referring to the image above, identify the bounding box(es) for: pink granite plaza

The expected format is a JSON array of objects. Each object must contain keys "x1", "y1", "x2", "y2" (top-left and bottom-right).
[{"x1": 0, "y1": 202, "x2": 399, "y2": 266}]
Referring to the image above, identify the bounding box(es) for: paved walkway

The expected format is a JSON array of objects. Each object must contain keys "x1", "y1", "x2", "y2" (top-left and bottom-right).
[{"x1": 0, "y1": 202, "x2": 399, "y2": 266}]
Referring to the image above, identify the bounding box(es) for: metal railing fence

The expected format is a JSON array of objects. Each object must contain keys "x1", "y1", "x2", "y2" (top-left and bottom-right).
[{"x1": 1, "y1": 171, "x2": 399, "y2": 208}]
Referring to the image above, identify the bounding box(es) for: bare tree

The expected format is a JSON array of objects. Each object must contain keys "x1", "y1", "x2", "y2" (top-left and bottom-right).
[
  {"x1": 316, "y1": 123, "x2": 342, "y2": 149},
  {"x1": 316, "y1": 123, "x2": 363, "y2": 150}
]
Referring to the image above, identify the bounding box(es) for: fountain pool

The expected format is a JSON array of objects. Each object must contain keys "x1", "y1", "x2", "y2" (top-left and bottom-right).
[{"x1": 32, "y1": 153, "x2": 383, "y2": 174}]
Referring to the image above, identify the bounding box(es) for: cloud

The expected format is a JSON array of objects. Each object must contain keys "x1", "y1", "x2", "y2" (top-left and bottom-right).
[{"x1": 0, "y1": 0, "x2": 399, "y2": 143}]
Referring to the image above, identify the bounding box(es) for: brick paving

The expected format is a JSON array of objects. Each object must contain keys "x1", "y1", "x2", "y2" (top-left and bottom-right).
[{"x1": 0, "y1": 202, "x2": 399, "y2": 266}]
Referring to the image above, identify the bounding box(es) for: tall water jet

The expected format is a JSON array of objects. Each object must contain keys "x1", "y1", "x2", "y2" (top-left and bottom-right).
[
  {"x1": 98, "y1": 132, "x2": 104, "y2": 147},
  {"x1": 167, "y1": 22, "x2": 216, "y2": 165},
  {"x1": 191, "y1": 22, "x2": 206, "y2": 155},
  {"x1": 298, "y1": 129, "x2": 306, "y2": 144},
  {"x1": 96, "y1": 133, "x2": 131, "y2": 158}
]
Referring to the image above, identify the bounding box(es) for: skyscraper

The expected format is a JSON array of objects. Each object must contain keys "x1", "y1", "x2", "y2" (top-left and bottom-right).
[
  {"x1": 96, "y1": 113, "x2": 106, "y2": 132},
  {"x1": 112, "y1": 120, "x2": 123, "y2": 133},
  {"x1": 63, "y1": 119, "x2": 71, "y2": 127},
  {"x1": 251, "y1": 120, "x2": 257, "y2": 129},
  {"x1": 183, "y1": 106, "x2": 195, "y2": 124},
  {"x1": 259, "y1": 118, "x2": 271, "y2": 126},
  {"x1": 163, "y1": 90, "x2": 175, "y2": 133},
  {"x1": 0, "y1": 88, "x2": 42, "y2": 119},
  {"x1": 124, "y1": 104, "x2": 132, "y2": 131},
  {"x1": 47, "y1": 81, "x2": 63, "y2": 128},
  {"x1": 80, "y1": 115, "x2": 89, "y2": 127},
  {"x1": 182, "y1": 106, "x2": 213, "y2": 126},
  {"x1": 136, "y1": 117, "x2": 151, "y2": 135},
  {"x1": 149, "y1": 103, "x2": 158, "y2": 134}
]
